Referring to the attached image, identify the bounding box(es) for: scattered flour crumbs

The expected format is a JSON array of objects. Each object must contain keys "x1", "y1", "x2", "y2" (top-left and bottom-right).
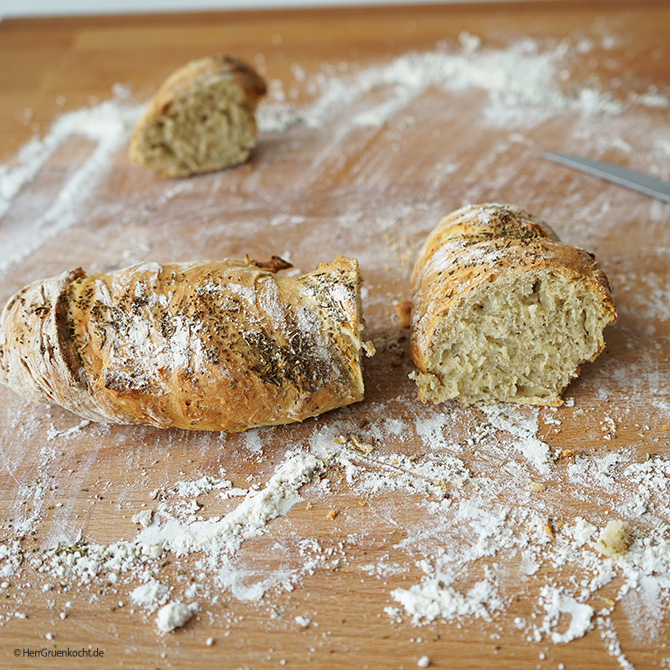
[
  {"x1": 1, "y1": 29, "x2": 670, "y2": 669},
  {"x1": 3, "y1": 398, "x2": 670, "y2": 667}
]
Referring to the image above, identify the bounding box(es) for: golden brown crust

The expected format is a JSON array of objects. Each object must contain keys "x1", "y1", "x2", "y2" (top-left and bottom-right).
[
  {"x1": 147, "y1": 55, "x2": 267, "y2": 116},
  {"x1": 410, "y1": 203, "x2": 618, "y2": 404},
  {"x1": 0, "y1": 257, "x2": 364, "y2": 432},
  {"x1": 411, "y1": 203, "x2": 559, "y2": 293}
]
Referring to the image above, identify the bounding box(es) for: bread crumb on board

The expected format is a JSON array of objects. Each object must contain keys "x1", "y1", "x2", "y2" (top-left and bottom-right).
[
  {"x1": 595, "y1": 520, "x2": 632, "y2": 557},
  {"x1": 395, "y1": 300, "x2": 412, "y2": 327},
  {"x1": 543, "y1": 519, "x2": 555, "y2": 539}
]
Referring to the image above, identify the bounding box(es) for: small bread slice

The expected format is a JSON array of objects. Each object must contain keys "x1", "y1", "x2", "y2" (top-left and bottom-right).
[
  {"x1": 129, "y1": 54, "x2": 267, "y2": 177},
  {"x1": 410, "y1": 203, "x2": 617, "y2": 406}
]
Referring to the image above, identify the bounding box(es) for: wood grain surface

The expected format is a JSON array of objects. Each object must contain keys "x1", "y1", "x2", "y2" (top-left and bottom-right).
[{"x1": 1, "y1": 3, "x2": 669, "y2": 669}]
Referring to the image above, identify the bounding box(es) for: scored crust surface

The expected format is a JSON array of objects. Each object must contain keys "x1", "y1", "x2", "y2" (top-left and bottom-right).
[
  {"x1": 410, "y1": 203, "x2": 617, "y2": 406},
  {"x1": 0, "y1": 257, "x2": 364, "y2": 432},
  {"x1": 129, "y1": 54, "x2": 267, "y2": 177}
]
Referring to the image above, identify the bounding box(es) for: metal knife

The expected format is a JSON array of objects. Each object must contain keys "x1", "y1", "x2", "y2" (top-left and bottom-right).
[{"x1": 542, "y1": 151, "x2": 670, "y2": 204}]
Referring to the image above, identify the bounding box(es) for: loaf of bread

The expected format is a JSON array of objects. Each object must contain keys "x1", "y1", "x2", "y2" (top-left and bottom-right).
[
  {"x1": 129, "y1": 54, "x2": 267, "y2": 177},
  {"x1": 0, "y1": 257, "x2": 365, "y2": 432},
  {"x1": 410, "y1": 203, "x2": 617, "y2": 406}
]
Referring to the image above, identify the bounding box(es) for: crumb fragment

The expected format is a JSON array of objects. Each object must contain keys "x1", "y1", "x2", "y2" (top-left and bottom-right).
[
  {"x1": 595, "y1": 520, "x2": 632, "y2": 557},
  {"x1": 529, "y1": 480, "x2": 546, "y2": 492},
  {"x1": 395, "y1": 300, "x2": 412, "y2": 327},
  {"x1": 334, "y1": 434, "x2": 374, "y2": 454},
  {"x1": 543, "y1": 519, "x2": 555, "y2": 539},
  {"x1": 349, "y1": 435, "x2": 374, "y2": 454},
  {"x1": 560, "y1": 449, "x2": 580, "y2": 460},
  {"x1": 244, "y1": 253, "x2": 293, "y2": 273},
  {"x1": 326, "y1": 509, "x2": 339, "y2": 520},
  {"x1": 363, "y1": 340, "x2": 377, "y2": 357},
  {"x1": 417, "y1": 656, "x2": 431, "y2": 668}
]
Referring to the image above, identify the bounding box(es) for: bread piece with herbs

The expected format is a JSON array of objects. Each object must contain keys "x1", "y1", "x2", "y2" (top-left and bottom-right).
[
  {"x1": 0, "y1": 257, "x2": 365, "y2": 432},
  {"x1": 410, "y1": 203, "x2": 617, "y2": 406}
]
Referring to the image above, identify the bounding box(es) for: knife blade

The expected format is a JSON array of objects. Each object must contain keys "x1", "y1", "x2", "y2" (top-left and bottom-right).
[{"x1": 542, "y1": 151, "x2": 670, "y2": 204}]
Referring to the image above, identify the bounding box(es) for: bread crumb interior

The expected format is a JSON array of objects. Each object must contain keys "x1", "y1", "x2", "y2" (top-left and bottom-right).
[
  {"x1": 138, "y1": 78, "x2": 256, "y2": 176},
  {"x1": 415, "y1": 271, "x2": 609, "y2": 405}
]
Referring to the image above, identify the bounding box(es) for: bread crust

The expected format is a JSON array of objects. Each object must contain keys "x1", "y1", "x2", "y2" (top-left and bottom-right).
[
  {"x1": 410, "y1": 203, "x2": 618, "y2": 405},
  {"x1": 144, "y1": 55, "x2": 267, "y2": 117},
  {"x1": 0, "y1": 257, "x2": 364, "y2": 432},
  {"x1": 129, "y1": 54, "x2": 267, "y2": 177}
]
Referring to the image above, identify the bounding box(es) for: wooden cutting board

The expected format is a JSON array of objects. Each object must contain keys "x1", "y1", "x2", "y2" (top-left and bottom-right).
[{"x1": 1, "y1": 3, "x2": 669, "y2": 668}]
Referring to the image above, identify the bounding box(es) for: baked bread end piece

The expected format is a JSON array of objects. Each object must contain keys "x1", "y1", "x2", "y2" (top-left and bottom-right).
[
  {"x1": 410, "y1": 204, "x2": 617, "y2": 406},
  {"x1": 129, "y1": 54, "x2": 267, "y2": 177},
  {"x1": 0, "y1": 257, "x2": 367, "y2": 432}
]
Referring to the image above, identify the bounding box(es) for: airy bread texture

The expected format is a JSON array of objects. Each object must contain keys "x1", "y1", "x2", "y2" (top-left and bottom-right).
[
  {"x1": 0, "y1": 257, "x2": 364, "y2": 432},
  {"x1": 129, "y1": 54, "x2": 267, "y2": 177},
  {"x1": 410, "y1": 203, "x2": 617, "y2": 406}
]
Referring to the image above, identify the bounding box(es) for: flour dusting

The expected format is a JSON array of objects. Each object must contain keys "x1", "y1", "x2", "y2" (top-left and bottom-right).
[
  {"x1": 1, "y1": 25, "x2": 669, "y2": 670},
  {"x1": 0, "y1": 98, "x2": 142, "y2": 277}
]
